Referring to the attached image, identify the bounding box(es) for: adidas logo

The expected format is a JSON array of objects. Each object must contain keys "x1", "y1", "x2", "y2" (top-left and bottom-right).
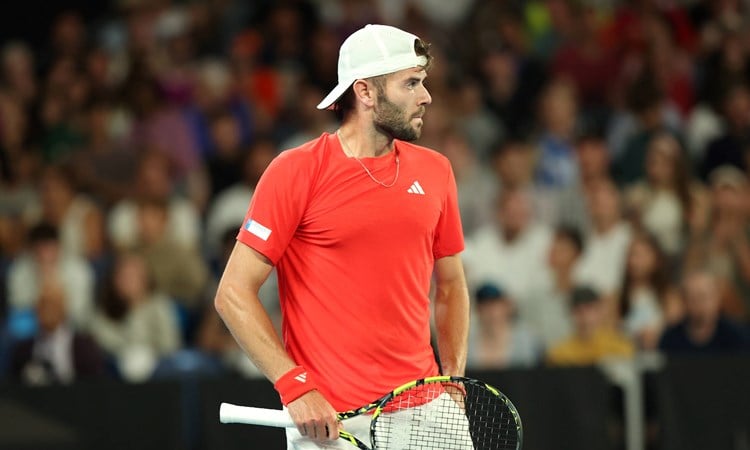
[
  {"x1": 407, "y1": 181, "x2": 425, "y2": 195},
  {"x1": 295, "y1": 372, "x2": 307, "y2": 383}
]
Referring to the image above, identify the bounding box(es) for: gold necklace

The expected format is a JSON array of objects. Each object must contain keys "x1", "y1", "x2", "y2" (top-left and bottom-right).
[{"x1": 337, "y1": 131, "x2": 400, "y2": 188}]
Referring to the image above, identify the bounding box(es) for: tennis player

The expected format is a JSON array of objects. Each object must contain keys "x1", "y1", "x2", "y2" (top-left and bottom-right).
[{"x1": 214, "y1": 24, "x2": 470, "y2": 449}]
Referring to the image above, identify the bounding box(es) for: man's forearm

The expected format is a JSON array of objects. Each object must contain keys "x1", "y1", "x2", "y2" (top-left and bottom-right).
[
  {"x1": 434, "y1": 281, "x2": 469, "y2": 376},
  {"x1": 214, "y1": 281, "x2": 296, "y2": 382}
]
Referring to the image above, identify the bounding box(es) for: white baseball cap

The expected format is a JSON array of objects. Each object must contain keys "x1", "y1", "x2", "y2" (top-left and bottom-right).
[{"x1": 316, "y1": 24, "x2": 428, "y2": 110}]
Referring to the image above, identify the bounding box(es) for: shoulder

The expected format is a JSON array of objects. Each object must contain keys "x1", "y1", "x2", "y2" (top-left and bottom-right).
[
  {"x1": 262, "y1": 133, "x2": 333, "y2": 179},
  {"x1": 717, "y1": 317, "x2": 749, "y2": 341},
  {"x1": 658, "y1": 322, "x2": 686, "y2": 346},
  {"x1": 625, "y1": 181, "x2": 650, "y2": 203},
  {"x1": 277, "y1": 133, "x2": 332, "y2": 164},
  {"x1": 397, "y1": 140, "x2": 452, "y2": 171}
]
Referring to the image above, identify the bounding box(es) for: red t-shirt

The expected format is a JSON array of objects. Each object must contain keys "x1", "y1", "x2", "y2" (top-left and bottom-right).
[{"x1": 237, "y1": 132, "x2": 464, "y2": 411}]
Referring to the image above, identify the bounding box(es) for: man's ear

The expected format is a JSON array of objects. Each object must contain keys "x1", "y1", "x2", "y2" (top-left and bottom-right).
[{"x1": 352, "y1": 79, "x2": 376, "y2": 108}]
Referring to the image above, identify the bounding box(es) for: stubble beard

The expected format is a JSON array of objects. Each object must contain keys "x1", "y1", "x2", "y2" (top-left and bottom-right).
[{"x1": 373, "y1": 91, "x2": 424, "y2": 142}]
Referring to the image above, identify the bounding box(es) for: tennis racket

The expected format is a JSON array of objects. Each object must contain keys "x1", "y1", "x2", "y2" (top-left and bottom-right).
[{"x1": 220, "y1": 375, "x2": 522, "y2": 449}]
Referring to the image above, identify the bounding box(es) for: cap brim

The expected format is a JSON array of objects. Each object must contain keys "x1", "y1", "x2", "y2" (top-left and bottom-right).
[{"x1": 316, "y1": 80, "x2": 354, "y2": 110}]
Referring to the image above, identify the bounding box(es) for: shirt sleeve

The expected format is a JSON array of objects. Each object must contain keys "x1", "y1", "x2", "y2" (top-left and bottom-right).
[
  {"x1": 433, "y1": 161, "x2": 465, "y2": 259},
  {"x1": 237, "y1": 150, "x2": 313, "y2": 264}
]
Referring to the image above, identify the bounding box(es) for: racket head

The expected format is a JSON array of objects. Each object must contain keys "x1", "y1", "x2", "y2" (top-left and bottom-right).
[{"x1": 369, "y1": 376, "x2": 522, "y2": 450}]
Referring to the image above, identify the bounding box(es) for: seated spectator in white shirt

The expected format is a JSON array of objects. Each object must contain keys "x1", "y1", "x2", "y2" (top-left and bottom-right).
[
  {"x1": 575, "y1": 179, "x2": 632, "y2": 303},
  {"x1": 90, "y1": 252, "x2": 181, "y2": 382},
  {"x1": 108, "y1": 150, "x2": 201, "y2": 251},
  {"x1": 7, "y1": 223, "x2": 95, "y2": 330},
  {"x1": 464, "y1": 187, "x2": 553, "y2": 308}
]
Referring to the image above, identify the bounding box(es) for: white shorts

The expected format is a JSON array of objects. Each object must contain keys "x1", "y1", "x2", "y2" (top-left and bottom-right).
[{"x1": 286, "y1": 393, "x2": 474, "y2": 450}]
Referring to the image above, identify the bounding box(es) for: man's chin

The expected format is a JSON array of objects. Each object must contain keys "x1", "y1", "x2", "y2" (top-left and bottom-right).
[{"x1": 400, "y1": 130, "x2": 421, "y2": 142}]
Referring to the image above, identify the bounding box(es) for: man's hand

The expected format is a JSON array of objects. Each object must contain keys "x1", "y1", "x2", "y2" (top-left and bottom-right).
[{"x1": 287, "y1": 390, "x2": 341, "y2": 442}]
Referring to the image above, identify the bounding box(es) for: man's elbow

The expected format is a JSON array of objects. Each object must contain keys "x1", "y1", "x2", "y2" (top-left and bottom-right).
[{"x1": 213, "y1": 284, "x2": 231, "y2": 319}]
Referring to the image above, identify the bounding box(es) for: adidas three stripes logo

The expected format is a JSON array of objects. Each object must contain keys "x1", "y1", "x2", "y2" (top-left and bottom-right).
[{"x1": 407, "y1": 181, "x2": 425, "y2": 195}]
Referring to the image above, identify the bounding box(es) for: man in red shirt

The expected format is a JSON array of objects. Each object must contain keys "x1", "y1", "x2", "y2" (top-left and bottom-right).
[{"x1": 214, "y1": 24, "x2": 469, "y2": 449}]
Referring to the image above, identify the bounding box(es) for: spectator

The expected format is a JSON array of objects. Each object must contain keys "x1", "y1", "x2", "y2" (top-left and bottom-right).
[
  {"x1": 439, "y1": 128, "x2": 497, "y2": 236},
  {"x1": 277, "y1": 81, "x2": 338, "y2": 151},
  {"x1": 618, "y1": 232, "x2": 683, "y2": 351},
  {"x1": 6, "y1": 223, "x2": 94, "y2": 330},
  {"x1": 70, "y1": 100, "x2": 137, "y2": 209},
  {"x1": 551, "y1": 4, "x2": 620, "y2": 109},
  {"x1": 452, "y1": 78, "x2": 504, "y2": 162},
  {"x1": 1, "y1": 41, "x2": 37, "y2": 109},
  {"x1": 533, "y1": 77, "x2": 580, "y2": 189},
  {"x1": 467, "y1": 283, "x2": 541, "y2": 370},
  {"x1": 24, "y1": 164, "x2": 106, "y2": 262},
  {"x1": 478, "y1": 45, "x2": 547, "y2": 138},
  {"x1": 555, "y1": 129, "x2": 613, "y2": 234},
  {"x1": 123, "y1": 66, "x2": 202, "y2": 183},
  {"x1": 490, "y1": 138, "x2": 556, "y2": 224},
  {"x1": 625, "y1": 132, "x2": 708, "y2": 258},
  {"x1": 547, "y1": 286, "x2": 634, "y2": 366},
  {"x1": 9, "y1": 278, "x2": 104, "y2": 385},
  {"x1": 464, "y1": 188, "x2": 553, "y2": 308},
  {"x1": 108, "y1": 150, "x2": 201, "y2": 251},
  {"x1": 131, "y1": 198, "x2": 208, "y2": 311},
  {"x1": 184, "y1": 58, "x2": 255, "y2": 160},
  {"x1": 524, "y1": 226, "x2": 582, "y2": 350},
  {"x1": 575, "y1": 179, "x2": 632, "y2": 301},
  {"x1": 684, "y1": 165, "x2": 750, "y2": 320},
  {"x1": 205, "y1": 110, "x2": 244, "y2": 200},
  {"x1": 610, "y1": 75, "x2": 682, "y2": 184},
  {"x1": 89, "y1": 252, "x2": 182, "y2": 382},
  {"x1": 699, "y1": 83, "x2": 750, "y2": 181},
  {"x1": 659, "y1": 269, "x2": 748, "y2": 354}
]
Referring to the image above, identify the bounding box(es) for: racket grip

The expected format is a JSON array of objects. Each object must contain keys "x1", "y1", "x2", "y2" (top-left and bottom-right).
[{"x1": 219, "y1": 403, "x2": 296, "y2": 428}]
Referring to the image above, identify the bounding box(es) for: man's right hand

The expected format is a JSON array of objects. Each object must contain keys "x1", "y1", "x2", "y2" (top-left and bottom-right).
[{"x1": 286, "y1": 390, "x2": 341, "y2": 442}]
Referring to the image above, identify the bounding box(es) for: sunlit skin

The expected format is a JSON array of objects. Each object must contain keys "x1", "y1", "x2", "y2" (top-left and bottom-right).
[{"x1": 337, "y1": 67, "x2": 432, "y2": 159}]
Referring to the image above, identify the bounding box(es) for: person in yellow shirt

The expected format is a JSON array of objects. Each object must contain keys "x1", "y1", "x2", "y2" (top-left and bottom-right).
[{"x1": 547, "y1": 285, "x2": 634, "y2": 366}]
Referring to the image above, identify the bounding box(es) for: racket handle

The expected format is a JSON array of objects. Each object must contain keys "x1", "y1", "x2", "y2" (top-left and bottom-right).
[{"x1": 219, "y1": 403, "x2": 296, "y2": 428}]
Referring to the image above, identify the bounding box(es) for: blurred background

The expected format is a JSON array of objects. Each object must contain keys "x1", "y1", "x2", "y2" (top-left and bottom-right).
[{"x1": 0, "y1": 0, "x2": 749, "y2": 449}]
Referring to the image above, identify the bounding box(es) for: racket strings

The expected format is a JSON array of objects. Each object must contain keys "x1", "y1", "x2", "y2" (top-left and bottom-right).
[{"x1": 372, "y1": 381, "x2": 521, "y2": 450}]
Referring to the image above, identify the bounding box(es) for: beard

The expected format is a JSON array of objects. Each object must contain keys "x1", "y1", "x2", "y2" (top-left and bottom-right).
[{"x1": 373, "y1": 91, "x2": 424, "y2": 142}]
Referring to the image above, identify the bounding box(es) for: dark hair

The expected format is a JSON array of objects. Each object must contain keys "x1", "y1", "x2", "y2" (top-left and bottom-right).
[
  {"x1": 570, "y1": 285, "x2": 600, "y2": 307},
  {"x1": 618, "y1": 232, "x2": 671, "y2": 318},
  {"x1": 28, "y1": 222, "x2": 59, "y2": 245},
  {"x1": 136, "y1": 196, "x2": 169, "y2": 215},
  {"x1": 475, "y1": 283, "x2": 507, "y2": 305},
  {"x1": 626, "y1": 74, "x2": 663, "y2": 114},
  {"x1": 99, "y1": 252, "x2": 154, "y2": 321},
  {"x1": 647, "y1": 131, "x2": 694, "y2": 222},
  {"x1": 333, "y1": 38, "x2": 432, "y2": 122},
  {"x1": 489, "y1": 138, "x2": 530, "y2": 161}
]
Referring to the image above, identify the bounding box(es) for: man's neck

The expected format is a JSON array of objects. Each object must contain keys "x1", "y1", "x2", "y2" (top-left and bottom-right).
[
  {"x1": 687, "y1": 318, "x2": 718, "y2": 345},
  {"x1": 554, "y1": 269, "x2": 574, "y2": 293},
  {"x1": 338, "y1": 120, "x2": 394, "y2": 158},
  {"x1": 594, "y1": 219, "x2": 618, "y2": 235}
]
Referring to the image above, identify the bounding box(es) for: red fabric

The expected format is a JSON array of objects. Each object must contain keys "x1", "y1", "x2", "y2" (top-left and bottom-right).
[
  {"x1": 382, "y1": 382, "x2": 465, "y2": 413},
  {"x1": 237, "y1": 133, "x2": 464, "y2": 411},
  {"x1": 274, "y1": 366, "x2": 318, "y2": 405}
]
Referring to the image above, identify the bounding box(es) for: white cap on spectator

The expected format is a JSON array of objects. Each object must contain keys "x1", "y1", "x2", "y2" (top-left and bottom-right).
[{"x1": 316, "y1": 24, "x2": 427, "y2": 110}]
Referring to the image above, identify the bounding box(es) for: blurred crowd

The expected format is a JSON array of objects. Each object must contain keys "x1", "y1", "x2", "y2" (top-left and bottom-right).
[{"x1": 1, "y1": 0, "x2": 750, "y2": 387}]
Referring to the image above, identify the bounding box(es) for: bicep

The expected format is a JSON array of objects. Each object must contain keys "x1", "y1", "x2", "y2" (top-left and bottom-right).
[{"x1": 220, "y1": 242, "x2": 275, "y2": 295}]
